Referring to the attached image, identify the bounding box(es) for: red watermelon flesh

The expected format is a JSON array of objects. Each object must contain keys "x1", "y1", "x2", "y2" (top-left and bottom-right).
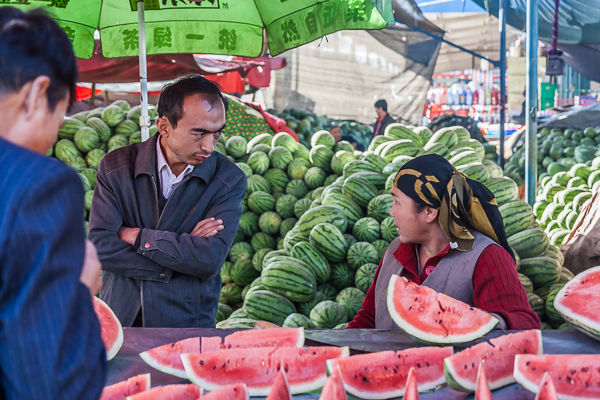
[
  {"x1": 125, "y1": 384, "x2": 201, "y2": 400},
  {"x1": 514, "y1": 355, "x2": 600, "y2": 399},
  {"x1": 403, "y1": 367, "x2": 419, "y2": 400},
  {"x1": 181, "y1": 346, "x2": 350, "y2": 397},
  {"x1": 99, "y1": 373, "x2": 151, "y2": 400},
  {"x1": 93, "y1": 296, "x2": 124, "y2": 361},
  {"x1": 320, "y1": 366, "x2": 347, "y2": 400},
  {"x1": 201, "y1": 336, "x2": 224, "y2": 353},
  {"x1": 266, "y1": 369, "x2": 291, "y2": 400},
  {"x1": 554, "y1": 266, "x2": 600, "y2": 341},
  {"x1": 474, "y1": 363, "x2": 494, "y2": 400},
  {"x1": 387, "y1": 275, "x2": 498, "y2": 344},
  {"x1": 224, "y1": 327, "x2": 304, "y2": 349},
  {"x1": 202, "y1": 383, "x2": 249, "y2": 400},
  {"x1": 139, "y1": 337, "x2": 200, "y2": 379},
  {"x1": 326, "y1": 346, "x2": 453, "y2": 399},
  {"x1": 444, "y1": 329, "x2": 543, "y2": 392},
  {"x1": 535, "y1": 372, "x2": 559, "y2": 400}
]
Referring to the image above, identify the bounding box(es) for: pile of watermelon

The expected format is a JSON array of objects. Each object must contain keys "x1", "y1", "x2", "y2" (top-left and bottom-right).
[
  {"x1": 215, "y1": 124, "x2": 568, "y2": 331},
  {"x1": 49, "y1": 99, "x2": 160, "y2": 233}
]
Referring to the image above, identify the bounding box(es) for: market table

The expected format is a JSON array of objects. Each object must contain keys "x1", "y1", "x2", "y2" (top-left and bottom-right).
[{"x1": 107, "y1": 328, "x2": 600, "y2": 399}]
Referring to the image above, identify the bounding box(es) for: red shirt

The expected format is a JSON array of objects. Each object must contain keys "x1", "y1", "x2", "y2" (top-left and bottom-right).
[
  {"x1": 374, "y1": 116, "x2": 384, "y2": 137},
  {"x1": 347, "y1": 242, "x2": 541, "y2": 330}
]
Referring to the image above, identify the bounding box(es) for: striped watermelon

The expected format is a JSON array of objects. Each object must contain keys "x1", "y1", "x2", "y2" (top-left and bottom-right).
[
  {"x1": 231, "y1": 259, "x2": 260, "y2": 286},
  {"x1": 328, "y1": 262, "x2": 356, "y2": 291},
  {"x1": 275, "y1": 194, "x2": 298, "y2": 219},
  {"x1": 247, "y1": 175, "x2": 271, "y2": 194},
  {"x1": 294, "y1": 198, "x2": 313, "y2": 219},
  {"x1": 247, "y1": 133, "x2": 273, "y2": 152},
  {"x1": 362, "y1": 154, "x2": 388, "y2": 170},
  {"x1": 239, "y1": 212, "x2": 260, "y2": 237},
  {"x1": 304, "y1": 167, "x2": 327, "y2": 189},
  {"x1": 291, "y1": 242, "x2": 330, "y2": 285},
  {"x1": 298, "y1": 292, "x2": 327, "y2": 317},
  {"x1": 518, "y1": 273, "x2": 534, "y2": 293},
  {"x1": 372, "y1": 239, "x2": 390, "y2": 259},
  {"x1": 309, "y1": 145, "x2": 334, "y2": 172},
  {"x1": 347, "y1": 172, "x2": 387, "y2": 190},
  {"x1": 244, "y1": 290, "x2": 296, "y2": 325},
  {"x1": 286, "y1": 179, "x2": 310, "y2": 199},
  {"x1": 220, "y1": 283, "x2": 243, "y2": 305},
  {"x1": 367, "y1": 194, "x2": 393, "y2": 222},
  {"x1": 380, "y1": 216, "x2": 399, "y2": 242},
  {"x1": 55, "y1": 139, "x2": 81, "y2": 161},
  {"x1": 380, "y1": 140, "x2": 420, "y2": 162},
  {"x1": 264, "y1": 168, "x2": 290, "y2": 193},
  {"x1": 353, "y1": 217, "x2": 381, "y2": 242},
  {"x1": 269, "y1": 146, "x2": 293, "y2": 170},
  {"x1": 317, "y1": 283, "x2": 339, "y2": 301},
  {"x1": 427, "y1": 127, "x2": 459, "y2": 149},
  {"x1": 355, "y1": 263, "x2": 378, "y2": 292},
  {"x1": 518, "y1": 257, "x2": 561, "y2": 289},
  {"x1": 343, "y1": 160, "x2": 382, "y2": 178},
  {"x1": 258, "y1": 211, "x2": 282, "y2": 235},
  {"x1": 261, "y1": 261, "x2": 317, "y2": 302},
  {"x1": 346, "y1": 242, "x2": 379, "y2": 270},
  {"x1": 528, "y1": 293, "x2": 545, "y2": 319},
  {"x1": 508, "y1": 229, "x2": 550, "y2": 259},
  {"x1": 456, "y1": 162, "x2": 489, "y2": 182},
  {"x1": 310, "y1": 301, "x2": 348, "y2": 328},
  {"x1": 283, "y1": 229, "x2": 309, "y2": 253},
  {"x1": 86, "y1": 117, "x2": 111, "y2": 143},
  {"x1": 283, "y1": 313, "x2": 316, "y2": 329},
  {"x1": 448, "y1": 151, "x2": 481, "y2": 167},
  {"x1": 321, "y1": 193, "x2": 364, "y2": 228},
  {"x1": 248, "y1": 191, "x2": 275, "y2": 214},
  {"x1": 336, "y1": 287, "x2": 365, "y2": 320},
  {"x1": 368, "y1": 136, "x2": 393, "y2": 152},
  {"x1": 331, "y1": 151, "x2": 358, "y2": 175},
  {"x1": 545, "y1": 284, "x2": 565, "y2": 325},
  {"x1": 311, "y1": 130, "x2": 336, "y2": 149},
  {"x1": 309, "y1": 223, "x2": 348, "y2": 263},
  {"x1": 252, "y1": 249, "x2": 271, "y2": 272},
  {"x1": 413, "y1": 126, "x2": 434, "y2": 146},
  {"x1": 250, "y1": 232, "x2": 276, "y2": 251},
  {"x1": 344, "y1": 234, "x2": 357, "y2": 247},
  {"x1": 247, "y1": 152, "x2": 270, "y2": 175},
  {"x1": 484, "y1": 177, "x2": 519, "y2": 205},
  {"x1": 272, "y1": 132, "x2": 298, "y2": 154},
  {"x1": 384, "y1": 123, "x2": 419, "y2": 142},
  {"x1": 297, "y1": 205, "x2": 348, "y2": 236},
  {"x1": 287, "y1": 158, "x2": 311, "y2": 180},
  {"x1": 229, "y1": 242, "x2": 254, "y2": 264},
  {"x1": 419, "y1": 142, "x2": 449, "y2": 157},
  {"x1": 58, "y1": 117, "x2": 86, "y2": 140},
  {"x1": 500, "y1": 200, "x2": 535, "y2": 237},
  {"x1": 343, "y1": 177, "x2": 378, "y2": 208},
  {"x1": 115, "y1": 120, "x2": 139, "y2": 138}
]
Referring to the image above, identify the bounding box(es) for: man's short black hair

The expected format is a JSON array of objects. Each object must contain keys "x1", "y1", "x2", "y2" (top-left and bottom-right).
[
  {"x1": 158, "y1": 75, "x2": 228, "y2": 129},
  {"x1": 0, "y1": 7, "x2": 78, "y2": 110},
  {"x1": 375, "y1": 99, "x2": 388, "y2": 112}
]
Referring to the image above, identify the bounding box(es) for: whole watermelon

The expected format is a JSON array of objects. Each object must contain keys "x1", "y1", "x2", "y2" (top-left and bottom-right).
[
  {"x1": 101, "y1": 105, "x2": 126, "y2": 127},
  {"x1": 74, "y1": 127, "x2": 100, "y2": 154},
  {"x1": 115, "y1": 120, "x2": 140, "y2": 138},
  {"x1": 86, "y1": 117, "x2": 111, "y2": 143},
  {"x1": 86, "y1": 149, "x2": 106, "y2": 170},
  {"x1": 107, "y1": 135, "x2": 129, "y2": 153}
]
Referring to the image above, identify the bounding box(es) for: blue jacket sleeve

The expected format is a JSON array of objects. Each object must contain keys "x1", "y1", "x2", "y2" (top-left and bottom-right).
[{"x1": 0, "y1": 164, "x2": 107, "y2": 400}]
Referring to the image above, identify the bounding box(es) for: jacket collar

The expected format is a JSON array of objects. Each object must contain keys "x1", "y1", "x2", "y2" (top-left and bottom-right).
[{"x1": 134, "y1": 134, "x2": 216, "y2": 185}]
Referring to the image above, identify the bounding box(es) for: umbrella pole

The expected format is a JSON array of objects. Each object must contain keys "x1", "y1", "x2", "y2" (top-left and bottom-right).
[
  {"x1": 138, "y1": 0, "x2": 150, "y2": 141},
  {"x1": 525, "y1": 0, "x2": 538, "y2": 206}
]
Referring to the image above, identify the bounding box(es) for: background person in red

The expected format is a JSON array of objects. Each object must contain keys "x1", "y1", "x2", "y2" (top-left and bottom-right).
[{"x1": 347, "y1": 154, "x2": 540, "y2": 330}]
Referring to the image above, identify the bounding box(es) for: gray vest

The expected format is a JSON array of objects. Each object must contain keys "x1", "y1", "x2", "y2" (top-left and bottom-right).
[{"x1": 375, "y1": 231, "x2": 498, "y2": 330}]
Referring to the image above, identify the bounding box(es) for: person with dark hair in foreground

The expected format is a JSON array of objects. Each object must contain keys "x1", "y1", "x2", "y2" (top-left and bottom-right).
[
  {"x1": 89, "y1": 74, "x2": 246, "y2": 328},
  {"x1": 0, "y1": 7, "x2": 106, "y2": 399},
  {"x1": 347, "y1": 154, "x2": 540, "y2": 330},
  {"x1": 373, "y1": 99, "x2": 395, "y2": 137}
]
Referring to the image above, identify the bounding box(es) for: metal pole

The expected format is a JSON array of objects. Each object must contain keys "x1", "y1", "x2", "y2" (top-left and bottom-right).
[
  {"x1": 498, "y1": 0, "x2": 507, "y2": 169},
  {"x1": 526, "y1": 0, "x2": 538, "y2": 205},
  {"x1": 138, "y1": 0, "x2": 150, "y2": 141},
  {"x1": 90, "y1": 82, "x2": 96, "y2": 110}
]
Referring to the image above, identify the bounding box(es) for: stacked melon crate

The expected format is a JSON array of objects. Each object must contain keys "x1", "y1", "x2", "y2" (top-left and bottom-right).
[{"x1": 215, "y1": 123, "x2": 564, "y2": 330}]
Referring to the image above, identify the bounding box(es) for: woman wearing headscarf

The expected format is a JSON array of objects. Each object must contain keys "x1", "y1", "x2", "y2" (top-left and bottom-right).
[{"x1": 347, "y1": 154, "x2": 540, "y2": 330}]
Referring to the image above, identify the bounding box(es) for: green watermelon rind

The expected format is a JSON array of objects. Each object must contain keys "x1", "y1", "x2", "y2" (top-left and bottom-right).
[
  {"x1": 554, "y1": 266, "x2": 600, "y2": 341},
  {"x1": 386, "y1": 275, "x2": 498, "y2": 344}
]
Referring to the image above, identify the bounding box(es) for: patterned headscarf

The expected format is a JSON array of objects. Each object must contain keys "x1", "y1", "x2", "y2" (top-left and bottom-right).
[{"x1": 393, "y1": 154, "x2": 515, "y2": 261}]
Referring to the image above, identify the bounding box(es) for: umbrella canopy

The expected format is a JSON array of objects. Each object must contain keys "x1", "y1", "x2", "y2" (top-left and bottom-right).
[{"x1": 3, "y1": 0, "x2": 391, "y2": 59}]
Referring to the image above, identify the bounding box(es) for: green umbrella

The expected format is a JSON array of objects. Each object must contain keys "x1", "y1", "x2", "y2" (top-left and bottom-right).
[{"x1": 2, "y1": 0, "x2": 392, "y2": 139}]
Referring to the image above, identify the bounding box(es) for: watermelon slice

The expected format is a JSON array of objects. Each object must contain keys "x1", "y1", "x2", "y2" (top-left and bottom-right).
[
  {"x1": 181, "y1": 346, "x2": 350, "y2": 397},
  {"x1": 99, "y1": 374, "x2": 151, "y2": 400},
  {"x1": 403, "y1": 367, "x2": 419, "y2": 400},
  {"x1": 444, "y1": 329, "x2": 543, "y2": 392},
  {"x1": 266, "y1": 369, "x2": 291, "y2": 400},
  {"x1": 202, "y1": 383, "x2": 249, "y2": 400},
  {"x1": 326, "y1": 346, "x2": 452, "y2": 399},
  {"x1": 125, "y1": 384, "x2": 201, "y2": 400},
  {"x1": 386, "y1": 275, "x2": 498, "y2": 344},
  {"x1": 224, "y1": 327, "x2": 305, "y2": 349},
  {"x1": 139, "y1": 337, "x2": 200, "y2": 379},
  {"x1": 474, "y1": 363, "x2": 493, "y2": 400},
  {"x1": 534, "y1": 372, "x2": 559, "y2": 400},
  {"x1": 93, "y1": 296, "x2": 124, "y2": 361},
  {"x1": 514, "y1": 355, "x2": 600, "y2": 399},
  {"x1": 554, "y1": 266, "x2": 600, "y2": 340},
  {"x1": 320, "y1": 366, "x2": 347, "y2": 400},
  {"x1": 201, "y1": 336, "x2": 224, "y2": 353}
]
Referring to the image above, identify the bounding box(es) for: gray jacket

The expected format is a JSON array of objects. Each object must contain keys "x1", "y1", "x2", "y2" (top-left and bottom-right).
[{"x1": 89, "y1": 134, "x2": 246, "y2": 328}]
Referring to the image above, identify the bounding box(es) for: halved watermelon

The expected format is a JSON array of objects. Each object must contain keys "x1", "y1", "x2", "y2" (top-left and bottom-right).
[
  {"x1": 139, "y1": 337, "x2": 200, "y2": 379},
  {"x1": 320, "y1": 366, "x2": 347, "y2": 400},
  {"x1": 514, "y1": 355, "x2": 600, "y2": 399},
  {"x1": 474, "y1": 363, "x2": 493, "y2": 400},
  {"x1": 535, "y1": 372, "x2": 559, "y2": 400},
  {"x1": 554, "y1": 266, "x2": 600, "y2": 340},
  {"x1": 181, "y1": 346, "x2": 349, "y2": 397},
  {"x1": 202, "y1": 383, "x2": 249, "y2": 400},
  {"x1": 201, "y1": 336, "x2": 223, "y2": 353},
  {"x1": 125, "y1": 384, "x2": 201, "y2": 400},
  {"x1": 326, "y1": 346, "x2": 452, "y2": 399},
  {"x1": 404, "y1": 367, "x2": 419, "y2": 400},
  {"x1": 93, "y1": 296, "x2": 124, "y2": 360},
  {"x1": 266, "y1": 369, "x2": 291, "y2": 400},
  {"x1": 99, "y1": 374, "x2": 151, "y2": 400},
  {"x1": 224, "y1": 327, "x2": 305, "y2": 349},
  {"x1": 444, "y1": 330, "x2": 543, "y2": 392},
  {"x1": 387, "y1": 275, "x2": 498, "y2": 343}
]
